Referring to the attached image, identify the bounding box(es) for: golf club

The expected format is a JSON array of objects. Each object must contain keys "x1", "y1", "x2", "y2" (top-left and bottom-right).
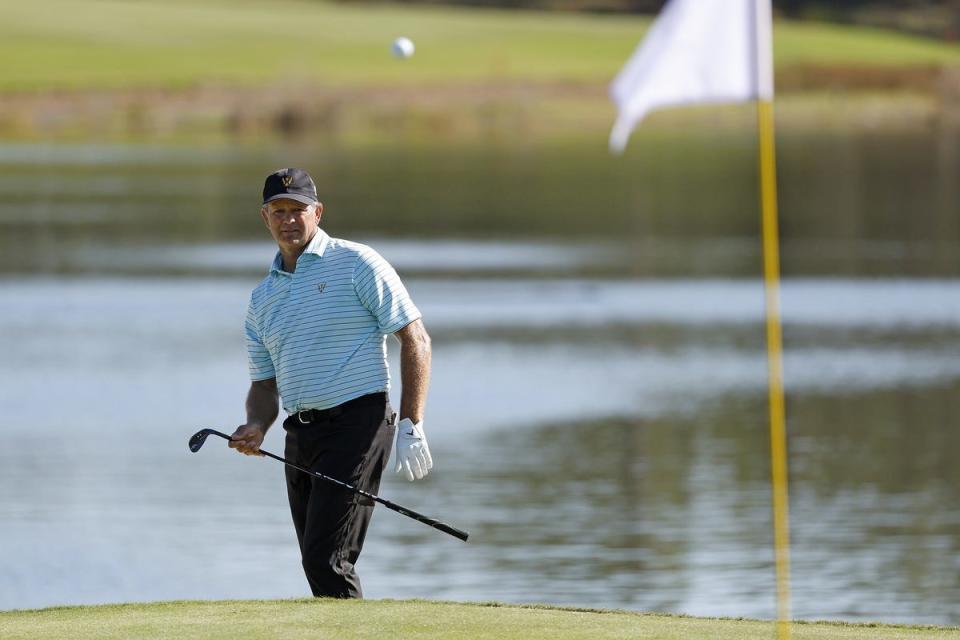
[{"x1": 188, "y1": 428, "x2": 469, "y2": 542}]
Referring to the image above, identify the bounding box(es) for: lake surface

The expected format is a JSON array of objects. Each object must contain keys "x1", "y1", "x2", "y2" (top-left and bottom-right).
[{"x1": 0, "y1": 137, "x2": 958, "y2": 625}]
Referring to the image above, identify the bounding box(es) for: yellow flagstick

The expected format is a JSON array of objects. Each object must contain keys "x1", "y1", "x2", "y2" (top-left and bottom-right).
[
  {"x1": 608, "y1": 1, "x2": 791, "y2": 628},
  {"x1": 757, "y1": 97, "x2": 792, "y2": 639}
]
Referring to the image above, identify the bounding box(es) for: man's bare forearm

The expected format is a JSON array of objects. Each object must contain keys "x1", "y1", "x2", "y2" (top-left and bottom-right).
[
  {"x1": 246, "y1": 378, "x2": 279, "y2": 431},
  {"x1": 396, "y1": 319, "x2": 431, "y2": 424}
]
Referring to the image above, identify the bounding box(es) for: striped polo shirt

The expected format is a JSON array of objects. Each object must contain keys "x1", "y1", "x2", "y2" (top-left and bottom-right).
[{"x1": 245, "y1": 229, "x2": 421, "y2": 413}]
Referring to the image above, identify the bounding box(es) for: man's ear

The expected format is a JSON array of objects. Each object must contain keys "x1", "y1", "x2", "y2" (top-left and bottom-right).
[
  {"x1": 260, "y1": 206, "x2": 270, "y2": 228},
  {"x1": 315, "y1": 202, "x2": 324, "y2": 222}
]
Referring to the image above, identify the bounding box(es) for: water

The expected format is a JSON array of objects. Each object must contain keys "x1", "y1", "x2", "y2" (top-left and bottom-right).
[{"x1": 1, "y1": 136, "x2": 958, "y2": 625}]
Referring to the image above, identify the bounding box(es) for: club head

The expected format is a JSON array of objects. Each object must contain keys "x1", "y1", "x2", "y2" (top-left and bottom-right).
[{"x1": 188, "y1": 429, "x2": 216, "y2": 453}]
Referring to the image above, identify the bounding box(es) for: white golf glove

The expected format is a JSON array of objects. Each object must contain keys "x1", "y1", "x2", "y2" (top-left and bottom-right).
[{"x1": 394, "y1": 418, "x2": 433, "y2": 482}]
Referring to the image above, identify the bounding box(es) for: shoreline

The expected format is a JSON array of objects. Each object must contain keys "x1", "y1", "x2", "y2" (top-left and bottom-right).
[{"x1": 2, "y1": 72, "x2": 958, "y2": 143}]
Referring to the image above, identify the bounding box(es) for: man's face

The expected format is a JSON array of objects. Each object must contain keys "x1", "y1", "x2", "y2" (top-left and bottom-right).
[{"x1": 261, "y1": 198, "x2": 323, "y2": 251}]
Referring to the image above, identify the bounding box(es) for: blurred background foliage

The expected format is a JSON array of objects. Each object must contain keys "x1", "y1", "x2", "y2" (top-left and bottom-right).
[
  {"x1": 1, "y1": 0, "x2": 958, "y2": 143},
  {"x1": 333, "y1": 0, "x2": 960, "y2": 41}
]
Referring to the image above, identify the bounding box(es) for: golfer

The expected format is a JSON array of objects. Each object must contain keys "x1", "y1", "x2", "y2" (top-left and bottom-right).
[{"x1": 229, "y1": 168, "x2": 433, "y2": 599}]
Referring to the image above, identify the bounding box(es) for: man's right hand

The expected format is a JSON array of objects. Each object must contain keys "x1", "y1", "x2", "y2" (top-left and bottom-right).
[{"x1": 229, "y1": 424, "x2": 267, "y2": 456}]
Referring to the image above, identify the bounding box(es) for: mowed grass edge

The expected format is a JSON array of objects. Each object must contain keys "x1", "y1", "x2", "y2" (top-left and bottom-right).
[
  {"x1": 1, "y1": 0, "x2": 958, "y2": 92},
  {"x1": 1, "y1": 599, "x2": 959, "y2": 640}
]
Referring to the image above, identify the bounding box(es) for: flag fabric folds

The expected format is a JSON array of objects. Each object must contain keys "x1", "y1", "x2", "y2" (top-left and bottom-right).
[{"x1": 609, "y1": 0, "x2": 773, "y2": 153}]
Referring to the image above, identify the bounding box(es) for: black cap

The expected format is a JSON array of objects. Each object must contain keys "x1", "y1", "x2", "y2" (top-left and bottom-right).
[{"x1": 262, "y1": 168, "x2": 318, "y2": 206}]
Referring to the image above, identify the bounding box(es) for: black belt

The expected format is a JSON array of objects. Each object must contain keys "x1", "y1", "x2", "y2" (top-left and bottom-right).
[{"x1": 294, "y1": 392, "x2": 387, "y2": 424}]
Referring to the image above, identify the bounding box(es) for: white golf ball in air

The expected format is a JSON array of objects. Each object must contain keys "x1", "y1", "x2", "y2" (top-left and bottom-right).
[{"x1": 391, "y1": 37, "x2": 415, "y2": 60}]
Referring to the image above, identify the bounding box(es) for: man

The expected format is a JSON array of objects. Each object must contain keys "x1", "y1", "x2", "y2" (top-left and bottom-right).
[{"x1": 229, "y1": 167, "x2": 433, "y2": 599}]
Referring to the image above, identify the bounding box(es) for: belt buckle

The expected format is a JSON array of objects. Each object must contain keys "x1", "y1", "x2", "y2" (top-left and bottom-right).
[{"x1": 297, "y1": 410, "x2": 311, "y2": 424}]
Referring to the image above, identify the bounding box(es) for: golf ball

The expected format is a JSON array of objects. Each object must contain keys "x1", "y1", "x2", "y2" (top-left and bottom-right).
[{"x1": 391, "y1": 37, "x2": 415, "y2": 60}]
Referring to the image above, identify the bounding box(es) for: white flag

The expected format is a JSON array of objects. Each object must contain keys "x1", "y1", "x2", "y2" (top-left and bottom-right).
[{"x1": 609, "y1": 0, "x2": 773, "y2": 153}]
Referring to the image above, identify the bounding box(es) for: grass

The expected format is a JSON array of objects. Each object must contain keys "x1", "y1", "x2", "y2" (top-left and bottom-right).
[
  {"x1": 1, "y1": 0, "x2": 958, "y2": 93},
  {"x1": 1, "y1": 599, "x2": 958, "y2": 640},
  {"x1": 2, "y1": 0, "x2": 956, "y2": 140}
]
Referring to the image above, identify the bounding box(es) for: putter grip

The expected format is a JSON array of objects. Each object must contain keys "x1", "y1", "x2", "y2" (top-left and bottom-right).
[
  {"x1": 431, "y1": 521, "x2": 470, "y2": 542},
  {"x1": 386, "y1": 502, "x2": 470, "y2": 542}
]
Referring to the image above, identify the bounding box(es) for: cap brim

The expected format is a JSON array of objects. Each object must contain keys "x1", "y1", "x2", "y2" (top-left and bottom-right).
[{"x1": 263, "y1": 193, "x2": 318, "y2": 206}]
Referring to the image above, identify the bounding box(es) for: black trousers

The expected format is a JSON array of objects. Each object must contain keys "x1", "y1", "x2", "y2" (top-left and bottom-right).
[{"x1": 282, "y1": 392, "x2": 396, "y2": 599}]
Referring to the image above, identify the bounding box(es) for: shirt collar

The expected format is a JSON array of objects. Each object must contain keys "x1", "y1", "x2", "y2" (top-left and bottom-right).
[
  {"x1": 269, "y1": 229, "x2": 330, "y2": 275},
  {"x1": 303, "y1": 228, "x2": 330, "y2": 257}
]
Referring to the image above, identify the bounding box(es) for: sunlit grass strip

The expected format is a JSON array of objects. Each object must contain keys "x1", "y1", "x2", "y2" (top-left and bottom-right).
[
  {"x1": 0, "y1": 0, "x2": 957, "y2": 92},
  {"x1": 1, "y1": 599, "x2": 958, "y2": 640}
]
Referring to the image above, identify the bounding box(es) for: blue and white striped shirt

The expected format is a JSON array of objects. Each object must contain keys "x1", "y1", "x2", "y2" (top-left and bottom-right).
[{"x1": 245, "y1": 229, "x2": 421, "y2": 413}]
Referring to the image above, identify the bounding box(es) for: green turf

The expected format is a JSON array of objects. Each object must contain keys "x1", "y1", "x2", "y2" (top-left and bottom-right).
[
  {"x1": 1, "y1": 599, "x2": 958, "y2": 640},
  {"x1": 1, "y1": 0, "x2": 958, "y2": 92}
]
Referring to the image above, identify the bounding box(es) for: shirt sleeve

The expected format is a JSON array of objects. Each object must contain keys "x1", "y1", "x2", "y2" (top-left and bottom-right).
[
  {"x1": 245, "y1": 298, "x2": 276, "y2": 381},
  {"x1": 353, "y1": 247, "x2": 422, "y2": 334}
]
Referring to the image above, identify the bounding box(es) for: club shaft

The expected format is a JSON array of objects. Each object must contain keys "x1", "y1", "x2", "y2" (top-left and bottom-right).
[
  {"x1": 207, "y1": 431, "x2": 469, "y2": 542},
  {"x1": 258, "y1": 449, "x2": 469, "y2": 542}
]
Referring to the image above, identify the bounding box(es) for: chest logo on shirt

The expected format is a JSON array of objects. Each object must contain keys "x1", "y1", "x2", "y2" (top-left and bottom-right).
[{"x1": 317, "y1": 282, "x2": 327, "y2": 294}]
